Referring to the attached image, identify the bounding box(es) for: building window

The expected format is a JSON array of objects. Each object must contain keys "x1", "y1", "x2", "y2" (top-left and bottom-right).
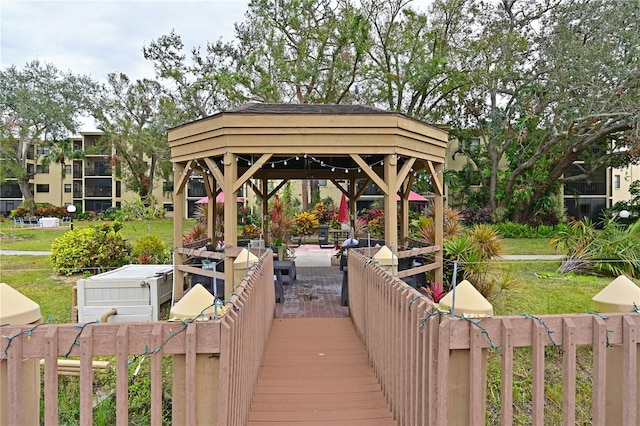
[
  {"x1": 317, "y1": 179, "x2": 327, "y2": 186},
  {"x1": 65, "y1": 165, "x2": 72, "y2": 175},
  {"x1": 36, "y1": 184, "x2": 49, "y2": 193},
  {"x1": 64, "y1": 184, "x2": 72, "y2": 193},
  {"x1": 36, "y1": 165, "x2": 50, "y2": 174},
  {"x1": 36, "y1": 146, "x2": 50, "y2": 156},
  {"x1": 614, "y1": 175, "x2": 621, "y2": 189},
  {"x1": 164, "y1": 203, "x2": 174, "y2": 212}
]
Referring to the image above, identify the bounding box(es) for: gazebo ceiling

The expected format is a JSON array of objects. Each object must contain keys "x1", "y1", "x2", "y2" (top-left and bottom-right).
[{"x1": 168, "y1": 103, "x2": 448, "y2": 181}]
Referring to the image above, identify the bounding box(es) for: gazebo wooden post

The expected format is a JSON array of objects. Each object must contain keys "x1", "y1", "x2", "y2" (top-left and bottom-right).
[
  {"x1": 348, "y1": 178, "x2": 357, "y2": 233},
  {"x1": 261, "y1": 177, "x2": 269, "y2": 244},
  {"x1": 384, "y1": 154, "x2": 398, "y2": 252},
  {"x1": 205, "y1": 174, "x2": 215, "y2": 242},
  {"x1": 399, "y1": 197, "x2": 409, "y2": 246},
  {"x1": 173, "y1": 162, "x2": 186, "y2": 301},
  {"x1": 223, "y1": 152, "x2": 238, "y2": 301},
  {"x1": 431, "y1": 162, "x2": 444, "y2": 284}
]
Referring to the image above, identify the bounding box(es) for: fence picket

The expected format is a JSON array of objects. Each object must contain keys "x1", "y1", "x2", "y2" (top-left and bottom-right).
[
  {"x1": 562, "y1": 318, "x2": 577, "y2": 426},
  {"x1": 500, "y1": 318, "x2": 514, "y2": 426}
]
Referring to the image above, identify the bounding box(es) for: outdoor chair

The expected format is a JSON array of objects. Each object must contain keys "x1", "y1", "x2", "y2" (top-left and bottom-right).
[{"x1": 317, "y1": 225, "x2": 334, "y2": 249}]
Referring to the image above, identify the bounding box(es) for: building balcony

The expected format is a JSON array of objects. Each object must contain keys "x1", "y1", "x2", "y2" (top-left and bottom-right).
[
  {"x1": 564, "y1": 181, "x2": 607, "y2": 196},
  {"x1": 84, "y1": 166, "x2": 112, "y2": 176},
  {"x1": 84, "y1": 188, "x2": 112, "y2": 197}
]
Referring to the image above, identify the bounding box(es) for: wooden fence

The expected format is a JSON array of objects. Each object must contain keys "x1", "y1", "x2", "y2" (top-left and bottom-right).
[
  {"x1": 348, "y1": 250, "x2": 640, "y2": 425},
  {"x1": 0, "y1": 252, "x2": 275, "y2": 426}
]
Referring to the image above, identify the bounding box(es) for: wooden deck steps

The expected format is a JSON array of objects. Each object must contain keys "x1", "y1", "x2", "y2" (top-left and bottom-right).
[{"x1": 248, "y1": 318, "x2": 396, "y2": 425}]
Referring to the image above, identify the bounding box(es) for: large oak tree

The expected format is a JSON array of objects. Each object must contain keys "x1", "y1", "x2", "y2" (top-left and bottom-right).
[{"x1": 0, "y1": 61, "x2": 97, "y2": 209}]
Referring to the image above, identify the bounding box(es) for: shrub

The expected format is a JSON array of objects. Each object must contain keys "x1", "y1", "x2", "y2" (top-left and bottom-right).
[
  {"x1": 311, "y1": 201, "x2": 332, "y2": 224},
  {"x1": 241, "y1": 224, "x2": 262, "y2": 239},
  {"x1": 295, "y1": 211, "x2": 319, "y2": 239},
  {"x1": 105, "y1": 199, "x2": 167, "y2": 221},
  {"x1": 460, "y1": 208, "x2": 493, "y2": 226},
  {"x1": 132, "y1": 235, "x2": 169, "y2": 264},
  {"x1": 51, "y1": 223, "x2": 131, "y2": 276},
  {"x1": 493, "y1": 221, "x2": 531, "y2": 238}
]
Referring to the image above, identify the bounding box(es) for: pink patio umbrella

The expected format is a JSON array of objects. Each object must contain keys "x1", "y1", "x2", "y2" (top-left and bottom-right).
[
  {"x1": 338, "y1": 193, "x2": 349, "y2": 223},
  {"x1": 396, "y1": 191, "x2": 428, "y2": 202},
  {"x1": 196, "y1": 192, "x2": 244, "y2": 204}
]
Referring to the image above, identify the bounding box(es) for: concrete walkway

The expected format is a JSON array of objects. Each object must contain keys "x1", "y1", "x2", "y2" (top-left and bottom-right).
[{"x1": 0, "y1": 250, "x2": 51, "y2": 256}]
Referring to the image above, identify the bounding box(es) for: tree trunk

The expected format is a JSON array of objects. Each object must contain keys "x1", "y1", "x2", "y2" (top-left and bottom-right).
[
  {"x1": 302, "y1": 179, "x2": 309, "y2": 211},
  {"x1": 18, "y1": 178, "x2": 35, "y2": 210}
]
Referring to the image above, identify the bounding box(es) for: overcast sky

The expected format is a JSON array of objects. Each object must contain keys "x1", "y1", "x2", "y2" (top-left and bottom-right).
[{"x1": 1, "y1": 0, "x2": 249, "y2": 128}]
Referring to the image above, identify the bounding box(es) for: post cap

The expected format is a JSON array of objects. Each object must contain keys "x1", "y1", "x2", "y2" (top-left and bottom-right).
[
  {"x1": 438, "y1": 280, "x2": 493, "y2": 317},
  {"x1": 592, "y1": 275, "x2": 640, "y2": 313},
  {"x1": 169, "y1": 284, "x2": 217, "y2": 320},
  {"x1": 0, "y1": 283, "x2": 42, "y2": 324},
  {"x1": 233, "y1": 248, "x2": 259, "y2": 270}
]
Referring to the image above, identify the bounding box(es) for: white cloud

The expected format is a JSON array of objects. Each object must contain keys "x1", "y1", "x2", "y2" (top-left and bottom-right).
[{"x1": 1, "y1": 0, "x2": 249, "y2": 81}]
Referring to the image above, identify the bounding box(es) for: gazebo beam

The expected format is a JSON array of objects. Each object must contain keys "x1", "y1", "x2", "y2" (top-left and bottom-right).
[{"x1": 350, "y1": 154, "x2": 388, "y2": 194}]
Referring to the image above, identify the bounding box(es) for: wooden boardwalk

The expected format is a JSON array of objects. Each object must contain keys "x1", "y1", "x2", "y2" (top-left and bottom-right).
[{"x1": 248, "y1": 318, "x2": 396, "y2": 425}]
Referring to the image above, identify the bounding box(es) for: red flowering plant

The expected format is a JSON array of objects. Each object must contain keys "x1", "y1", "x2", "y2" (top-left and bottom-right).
[
  {"x1": 426, "y1": 282, "x2": 446, "y2": 303},
  {"x1": 269, "y1": 195, "x2": 294, "y2": 246}
]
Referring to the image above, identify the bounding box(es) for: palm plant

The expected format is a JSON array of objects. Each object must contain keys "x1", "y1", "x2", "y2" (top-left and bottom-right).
[
  {"x1": 411, "y1": 205, "x2": 463, "y2": 243},
  {"x1": 552, "y1": 217, "x2": 640, "y2": 278},
  {"x1": 41, "y1": 138, "x2": 84, "y2": 205},
  {"x1": 441, "y1": 226, "x2": 511, "y2": 302}
]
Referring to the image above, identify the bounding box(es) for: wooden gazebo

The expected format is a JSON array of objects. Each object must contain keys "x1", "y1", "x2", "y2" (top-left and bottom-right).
[{"x1": 168, "y1": 103, "x2": 448, "y2": 299}]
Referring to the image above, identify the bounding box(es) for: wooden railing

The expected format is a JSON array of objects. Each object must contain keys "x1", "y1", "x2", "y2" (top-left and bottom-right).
[
  {"x1": 348, "y1": 250, "x2": 640, "y2": 425},
  {"x1": 1, "y1": 252, "x2": 275, "y2": 426}
]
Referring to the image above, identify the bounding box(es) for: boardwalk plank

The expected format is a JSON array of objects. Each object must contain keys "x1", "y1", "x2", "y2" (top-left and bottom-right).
[{"x1": 248, "y1": 318, "x2": 396, "y2": 425}]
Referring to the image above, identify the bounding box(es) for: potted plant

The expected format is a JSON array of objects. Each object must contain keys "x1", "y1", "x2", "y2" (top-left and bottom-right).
[{"x1": 269, "y1": 195, "x2": 294, "y2": 260}]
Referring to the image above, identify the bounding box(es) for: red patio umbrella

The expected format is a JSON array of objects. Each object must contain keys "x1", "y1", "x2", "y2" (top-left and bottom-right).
[{"x1": 338, "y1": 193, "x2": 349, "y2": 223}]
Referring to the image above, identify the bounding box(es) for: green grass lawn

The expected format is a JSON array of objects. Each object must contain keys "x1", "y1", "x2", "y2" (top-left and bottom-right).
[
  {"x1": 0, "y1": 218, "x2": 196, "y2": 251},
  {"x1": 500, "y1": 237, "x2": 558, "y2": 255}
]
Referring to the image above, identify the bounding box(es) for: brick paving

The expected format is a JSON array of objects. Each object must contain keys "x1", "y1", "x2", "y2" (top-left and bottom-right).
[{"x1": 275, "y1": 264, "x2": 350, "y2": 319}]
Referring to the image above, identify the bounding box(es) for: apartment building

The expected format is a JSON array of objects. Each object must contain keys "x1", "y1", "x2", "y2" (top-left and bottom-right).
[
  {"x1": 445, "y1": 137, "x2": 640, "y2": 222},
  {"x1": 0, "y1": 132, "x2": 173, "y2": 217}
]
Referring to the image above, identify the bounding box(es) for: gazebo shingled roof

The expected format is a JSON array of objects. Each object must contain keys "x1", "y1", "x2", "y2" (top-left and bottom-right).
[{"x1": 169, "y1": 103, "x2": 448, "y2": 300}]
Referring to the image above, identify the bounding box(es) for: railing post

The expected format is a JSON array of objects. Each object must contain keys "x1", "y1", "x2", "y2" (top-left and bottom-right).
[
  {"x1": 169, "y1": 285, "x2": 221, "y2": 425},
  {"x1": 438, "y1": 280, "x2": 493, "y2": 426},
  {"x1": 0, "y1": 284, "x2": 42, "y2": 426},
  {"x1": 232, "y1": 249, "x2": 259, "y2": 301},
  {"x1": 592, "y1": 275, "x2": 640, "y2": 425}
]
